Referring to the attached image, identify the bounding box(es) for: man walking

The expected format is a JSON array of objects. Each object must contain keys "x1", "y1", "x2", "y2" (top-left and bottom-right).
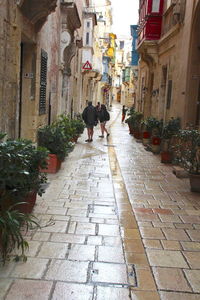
[{"x1": 82, "y1": 101, "x2": 98, "y2": 142}]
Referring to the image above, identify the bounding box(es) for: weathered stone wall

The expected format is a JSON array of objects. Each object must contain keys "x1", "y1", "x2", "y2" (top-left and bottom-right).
[
  {"x1": 137, "y1": 0, "x2": 200, "y2": 126},
  {"x1": 0, "y1": 0, "x2": 19, "y2": 138}
]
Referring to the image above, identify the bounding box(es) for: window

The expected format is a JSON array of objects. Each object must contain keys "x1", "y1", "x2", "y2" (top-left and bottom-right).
[
  {"x1": 39, "y1": 49, "x2": 48, "y2": 115},
  {"x1": 166, "y1": 80, "x2": 172, "y2": 109},
  {"x1": 152, "y1": 0, "x2": 160, "y2": 13},
  {"x1": 86, "y1": 32, "x2": 90, "y2": 45},
  {"x1": 87, "y1": 21, "x2": 90, "y2": 28}
]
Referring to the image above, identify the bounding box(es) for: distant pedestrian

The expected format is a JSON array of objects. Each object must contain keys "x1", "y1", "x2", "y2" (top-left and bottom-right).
[
  {"x1": 82, "y1": 101, "x2": 98, "y2": 142},
  {"x1": 98, "y1": 104, "x2": 110, "y2": 138},
  {"x1": 122, "y1": 105, "x2": 127, "y2": 123}
]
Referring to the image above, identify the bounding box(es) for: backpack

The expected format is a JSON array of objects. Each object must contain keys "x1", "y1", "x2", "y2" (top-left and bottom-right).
[{"x1": 104, "y1": 110, "x2": 110, "y2": 121}]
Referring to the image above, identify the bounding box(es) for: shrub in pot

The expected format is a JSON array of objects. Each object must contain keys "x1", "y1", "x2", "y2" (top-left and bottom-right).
[
  {"x1": 144, "y1": 117, "x2": 163, "y2": 153},
  {"x1": 161, "y1": 118, "x2": 181, "y2": 163},
  {"x1": 0, "y1": 204, "x2": 40, "y2": 264},
  {"x1": 0, "y1": 139, "x2": 48, "y2": 212},
  {"x1": 173, "y1": 129, "x2": 200, "y2": 192},
  {"x1": 70, "y1": 118, "x2": 85, "y2": 142},
  {"x1": 125, "y1": 108, "x2": 143, "y2": 138},
  {"x1": 37, "y1": 125, "x2": 70, "y2": 173},
  {"x1": 54, "y1": 115, "x2": 76, "y2": 142}
]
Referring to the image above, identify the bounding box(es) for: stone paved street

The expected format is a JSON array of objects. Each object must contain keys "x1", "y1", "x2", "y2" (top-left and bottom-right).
[{"x1": 1, "y1": 103, "x2": 200, "y2": 299}]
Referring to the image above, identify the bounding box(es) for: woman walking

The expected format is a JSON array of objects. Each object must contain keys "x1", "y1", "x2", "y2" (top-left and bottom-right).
[
  {"x1": 122, "y1": 105, "x2": 127, "y2": 123},
  {"x1": 98, "y1": 104, "x2": 110, "y2": 138}
]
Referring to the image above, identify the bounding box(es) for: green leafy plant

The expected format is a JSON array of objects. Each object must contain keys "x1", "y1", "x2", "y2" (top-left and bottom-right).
[
  {"x1": 0, "y1": 204, "x2": 40, "y2": 264},
  {"x1": 0, "y1": 132, "x2": 6, "y2": 141},
  {"x1": 54, "y1": 115, "x2": 76, "y2": 141},
  {"x1": 162, "y1": 118, "x2": 181, "y2": 139},
  {"x1": 125, "y1": 109, "x2": 143, "y2": 130},
  {"x1": 173, "y1": 130, "x2": 200, "y2": 174},
  {"x1": 142, "y1": 117, "x2": 163, "y2": 136},
  {"x1": 0, "y1": 139, "x2": 48, "y2": 206},
  {"x1": 37, "y1": 125, "x2": 69, "y2": 161},
  {"x1": 71, "y1": 118, "x2": 85, "y2": 136}
]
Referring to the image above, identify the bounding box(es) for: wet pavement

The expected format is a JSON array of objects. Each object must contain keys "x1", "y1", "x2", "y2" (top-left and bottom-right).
[{"x1": 1, "y1": 103, "x2": 200, "y2": 299}]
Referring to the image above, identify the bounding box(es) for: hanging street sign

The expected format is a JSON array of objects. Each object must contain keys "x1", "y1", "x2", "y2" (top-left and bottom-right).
[{"x1": 82, "y1": 60, "x2": 92, "y2": 70}]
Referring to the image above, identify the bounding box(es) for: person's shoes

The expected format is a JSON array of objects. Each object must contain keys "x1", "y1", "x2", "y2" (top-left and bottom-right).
[
  {"x1": 89, "y1": 139, "x2": 93, "y2": 142},
  {"x1": 107, "y1": 133, "x2": 110, "y2": 137},
  {"x1": 99, "y1": 135, "x2": 104, "y2": 138},
  {"x1": 85, "y1": 139, "x2": 90, "y2": 142}
]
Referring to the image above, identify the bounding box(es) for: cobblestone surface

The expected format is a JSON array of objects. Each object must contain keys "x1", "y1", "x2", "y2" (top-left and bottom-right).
[{"x1": 1, "y1": 103, "x2": 200, "y2": 299}]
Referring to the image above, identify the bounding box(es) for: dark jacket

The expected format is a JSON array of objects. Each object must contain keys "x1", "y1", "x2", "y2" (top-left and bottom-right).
[{"x1": 82, "y1": 105, "x2": 98, "y2": 126}]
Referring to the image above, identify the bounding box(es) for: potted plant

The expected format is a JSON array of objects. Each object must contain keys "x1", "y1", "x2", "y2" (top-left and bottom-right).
[
  {"x1": 161, "y1": 117, "x2": 181, "y2": 163},
  {"x1": 173, "y1": 129, "x2": 200, "y2": 192},
  {"x1": 37, "y1": 125, "x2": 69, "y2": 173},
  {"x1": 0, "y1": 139, "x2": 48, "y2": 213},
  {"x1": 146, "y1": 117, "x2": 163, "y2": 153},
  {"x1": 141, "y1": 118, "x2": 153, "y2": 145},
  {"x1": 125, "y1": 107, "x2": 136, "y2": 134},
  {"x1": 70, "y1": 118, "x2": 85, "y2": 142},
  {"x1": 125, "y1": 108, "x2": 143, "y2": 138},
  {"x1": 54, "y1": 115, "x2": 76, "y2": 142},
  {"x1": 0, "y1": 204, "x2": 40, "y2": 264}
]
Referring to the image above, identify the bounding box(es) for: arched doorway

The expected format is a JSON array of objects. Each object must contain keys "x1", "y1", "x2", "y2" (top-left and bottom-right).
[{"x1": 186, "y1": 1, "x2": 200, "y2": 127}]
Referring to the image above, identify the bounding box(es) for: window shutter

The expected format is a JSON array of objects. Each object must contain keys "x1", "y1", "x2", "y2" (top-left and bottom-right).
[
  {"x1": 166, "y1": 80, "x2": 172, "y2": 109},
  {"x1": 39, "y1": 49, "x2": 48, "y2": 115}
]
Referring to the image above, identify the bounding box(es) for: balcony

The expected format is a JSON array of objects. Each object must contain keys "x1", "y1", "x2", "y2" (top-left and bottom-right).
[
  {"x1": 137, "y1": 0, "x2": 164, "y2": 47},
  {"x1": 18, "y1": 0, "x2": 57, "y2": 31}
]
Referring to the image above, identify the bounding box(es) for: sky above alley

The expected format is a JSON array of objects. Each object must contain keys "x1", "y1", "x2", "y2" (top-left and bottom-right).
[{"x1": 111, "y1": 0, "x2": 139, "y2": 37}]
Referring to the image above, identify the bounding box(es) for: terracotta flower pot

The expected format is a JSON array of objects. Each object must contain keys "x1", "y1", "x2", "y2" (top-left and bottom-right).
[
  {"x1": 161, "y1": 151, "x2": 172, "y2": 163},
  {"x1": 16, "y1": 190, "x2": 37, "y2": 214},
  {"x1": 127, "y1": 123, "x2": 134, "y2": 135},
  {"x1": 133, "y1": 130, "x2": 141, "y2": 139},
  {"x1": 152, "y1": 137, "x2": 161, "y2": 145},
  {"x1": 40, "y1": 154, "x2": 62, "y2": 174},
  {"x1": 143, "y1": 131, "x2": 151, "y2": 139}
]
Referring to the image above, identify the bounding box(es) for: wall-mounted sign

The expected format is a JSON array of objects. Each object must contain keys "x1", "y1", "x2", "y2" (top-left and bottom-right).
[{"x1": 82, "y1": 60, "x2": 92, "y2": 70}]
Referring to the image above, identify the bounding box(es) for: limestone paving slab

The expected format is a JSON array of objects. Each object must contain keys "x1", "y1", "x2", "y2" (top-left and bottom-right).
[
  {"x1": 45, "y1": 259, "x2": 89, "y2": 282},
  {"x1": 160, "y1": 291, "x2": 200, "y2": 300},
  {"x1": 91, "y1": 262, "x2": 129, "y2": 285},
  {"x1": 68, "y1": 244, "x2": 95, "y2": 261},
  {"x1": 98, "y1": 246, "x2": 125, "y2": 263},
  {"x1": 96, "y1": 286, "x2": 130, "y2": 300},
  {"x1": 153, "y1": 267, "x2": 191, "y2": 292},
  {"x1": 0, "y1": 279, "x2": 13, "y2": 299},
  {"x1": 52, "y1": 282, "x2": 93, "y2": 300},
  {"x1": 5, "y1": 279, "x2": 53, "y2": 300},
  {"x1": 11, "y1": 258, "x2": 49, "y2": 279},
  {"x1": 146, "y1": 249, "x2": 189, "y2": 268}
]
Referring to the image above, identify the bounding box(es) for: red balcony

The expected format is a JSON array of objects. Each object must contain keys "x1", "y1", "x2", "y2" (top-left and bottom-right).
[{"x1": 137, "y1": 0, "x2": 164, "y2": 46}]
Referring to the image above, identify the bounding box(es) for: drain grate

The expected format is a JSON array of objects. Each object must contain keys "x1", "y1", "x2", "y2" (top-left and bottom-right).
[{"x1": 89, "y1": 262, "x2": 137, "y2": 288}]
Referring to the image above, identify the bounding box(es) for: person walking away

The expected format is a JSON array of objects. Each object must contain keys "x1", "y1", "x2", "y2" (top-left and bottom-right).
[
  {"x1": 98, "y1": 104, "x2": 110, "y2": 138},
  {"x1": 96, "y1": 102, "x2": 101, "y2": 112},
  {"x1": 82, "y1": 101, "x2": 98, "y2": 142},
  {"x1": 122, "y1": 105, "x2": 127, "y2": 123}
]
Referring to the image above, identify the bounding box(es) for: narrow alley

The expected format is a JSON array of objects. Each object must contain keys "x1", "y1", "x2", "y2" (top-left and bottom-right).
[{"x1": 1, "y1": 103, "x2": 200, "y2": 300}]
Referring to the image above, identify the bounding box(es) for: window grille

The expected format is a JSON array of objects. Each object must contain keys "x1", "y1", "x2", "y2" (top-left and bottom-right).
[{"x1": 39, "y1": 49, "x2": 48, "y2": 115}]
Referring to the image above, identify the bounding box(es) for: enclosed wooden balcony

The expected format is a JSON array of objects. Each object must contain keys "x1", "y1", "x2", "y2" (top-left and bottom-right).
[{"x1": 137, "y1": 0, "x2": 164, "y2": 47}]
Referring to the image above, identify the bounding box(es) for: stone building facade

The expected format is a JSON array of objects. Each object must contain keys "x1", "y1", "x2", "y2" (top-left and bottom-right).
[
  {"x1": 0, "y1": 0, "x2": 83, "y2": 141},
  {"x1": 137, "y1": 0, "x2": 200, "y2": 128}
]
